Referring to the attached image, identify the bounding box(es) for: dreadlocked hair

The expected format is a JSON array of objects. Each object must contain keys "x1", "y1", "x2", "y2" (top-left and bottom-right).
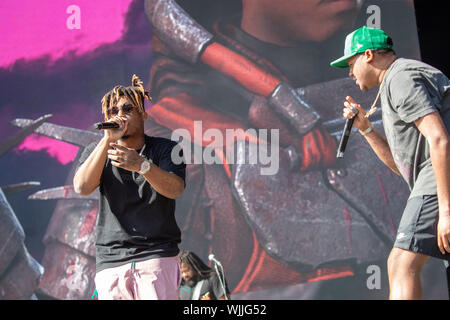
[
  {"x1": 180, "y1": 251, "x2": 216, "y2": 280},
  {"x1": 101, "y1": 74, "x2": 152, "y2": 120}
]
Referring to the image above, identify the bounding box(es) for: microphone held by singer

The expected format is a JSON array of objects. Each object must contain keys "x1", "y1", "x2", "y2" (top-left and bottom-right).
[
  {"x1": 336, "y1": 107, "x2": 358, "y2": 158},
  {"x1": 94, "y1": 122, "x2": 120, "y2": 130}
]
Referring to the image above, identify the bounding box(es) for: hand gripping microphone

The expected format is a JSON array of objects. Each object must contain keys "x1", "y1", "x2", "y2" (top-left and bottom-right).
[
  {"x1": 336, "y1": 107, "x2": 358, "y2": 158},
  {"x1": 94, "y1": 122, "x2": 120, "y2": 130}
]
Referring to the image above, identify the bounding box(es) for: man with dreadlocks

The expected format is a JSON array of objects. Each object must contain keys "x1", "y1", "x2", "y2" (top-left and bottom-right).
[
  {"x1": 73, "y1": 74, "x2": 186, "y2": 300},
  {"x1": 178, "y1": 251, "x2": 230, "y2": 300}
]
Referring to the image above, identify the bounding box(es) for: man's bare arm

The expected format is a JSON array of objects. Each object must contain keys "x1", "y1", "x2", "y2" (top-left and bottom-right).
[
  {"x1": 343, "y1": 96, "x2": 401, "y2": 176},
  {"x1": 360, "y1": 128, "x2": 401, "y2": 176},
  {"x1": 73, "y1": 137, "x2": 110, "y2": 195},
  {"x1": 107, "y1": 143, "x2": 185, "y2": 199},
  {"x1": 141, "y1": 163, "x2": 185, "y2": 199},
  {"x1": 414, "y1": 111, "x2": 450, "y2": 254},
  {"x1": 73, "y1": 115, "x2": 128, "y2": 195}
]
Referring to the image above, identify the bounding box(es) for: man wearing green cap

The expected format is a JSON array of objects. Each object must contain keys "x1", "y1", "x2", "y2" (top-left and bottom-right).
[{"x1": 331, "y1": 26, "x2": 450, "y2": 299}]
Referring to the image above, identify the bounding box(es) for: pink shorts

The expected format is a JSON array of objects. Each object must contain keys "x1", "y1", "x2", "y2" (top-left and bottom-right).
[{"x1": 94, "y1": 256, "x2": 181, "y2": 300}]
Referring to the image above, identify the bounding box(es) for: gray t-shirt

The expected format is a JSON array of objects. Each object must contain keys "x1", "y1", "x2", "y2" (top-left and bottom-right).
[{"x1": 380, "y1": 58, "x2": 450, "y2": 199}]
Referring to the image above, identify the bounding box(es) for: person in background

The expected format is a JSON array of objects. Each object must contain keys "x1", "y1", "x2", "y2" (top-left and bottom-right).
[{"x1": 178, "y1": 250, "x2": 230, "y2": 300}]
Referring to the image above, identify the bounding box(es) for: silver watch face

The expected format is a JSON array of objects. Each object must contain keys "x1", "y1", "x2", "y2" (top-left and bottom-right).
[{"x1": 140, "y1": 160, "x2": 150, "y2": 174}]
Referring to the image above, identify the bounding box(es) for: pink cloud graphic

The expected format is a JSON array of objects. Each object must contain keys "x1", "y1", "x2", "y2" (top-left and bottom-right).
[
  {"x1": 15, "y1": 134, "x2": 79, "y2": 165},
  {"x1": 0, "y1": 0, "x2": 134, "y2": 68}
]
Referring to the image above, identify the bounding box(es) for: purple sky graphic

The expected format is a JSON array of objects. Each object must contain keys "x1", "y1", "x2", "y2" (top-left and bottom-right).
[
  {"x1": 0, "y1": 0, "x2": 153, "y2": 263},
  {"x1": 0, "y1": 0, "x2": 150, "y2": 164}
]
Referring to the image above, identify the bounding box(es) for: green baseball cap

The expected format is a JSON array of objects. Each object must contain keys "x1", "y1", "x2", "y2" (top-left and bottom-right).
[{"x1": 330, "y1": 26, "x2": 393, "y2": 68}]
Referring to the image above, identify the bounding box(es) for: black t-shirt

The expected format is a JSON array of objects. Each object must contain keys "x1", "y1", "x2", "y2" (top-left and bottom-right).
[
  {"x1": 178, "y1": 272, "x2": 230, "y2": 300},
  {"x1": 78, "y1": 134, "x2": 186, "y2": 272}
]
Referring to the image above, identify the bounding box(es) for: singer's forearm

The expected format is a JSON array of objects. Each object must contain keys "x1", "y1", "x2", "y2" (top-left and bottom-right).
[
  {"x1": 429, "y1": 137, "x2": 450, "y2": 217},
  {"x1": 363, "y1": 129, "x2": 401, "y2": 176},
  {"x1": 141, "y1": 164, "x2": 185, "y2": 199},
  {"x1": 414, "y1": 112, "x2": 450, "y2": 218},
  {"x1": 73, "y1": 137, "x2": 109, "y2": 195}
]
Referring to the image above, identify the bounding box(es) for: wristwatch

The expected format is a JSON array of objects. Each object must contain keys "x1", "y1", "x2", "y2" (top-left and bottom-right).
[
  {"x1": 138, "y1": 158, "x2": 151, "y2": 175},
  {"x1": 359, "y1": 124, "x2": 374, "y2": 136}
]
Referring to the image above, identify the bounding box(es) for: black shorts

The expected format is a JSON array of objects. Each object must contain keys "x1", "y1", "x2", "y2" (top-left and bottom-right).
[{"x1": 394, "y1": 195, "x2": 450, "y2": 263}]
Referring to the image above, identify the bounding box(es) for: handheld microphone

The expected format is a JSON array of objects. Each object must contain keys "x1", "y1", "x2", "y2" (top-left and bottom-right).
[
  {"x1": 208, "y1": 254, "x2": 222, "y2": 266},
  {"x1": 94, "y1": 122, "x2": 120, "y2": 130},
  {"x1": 336, "y1": 107, "x2": 358, "y2": 158}
]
